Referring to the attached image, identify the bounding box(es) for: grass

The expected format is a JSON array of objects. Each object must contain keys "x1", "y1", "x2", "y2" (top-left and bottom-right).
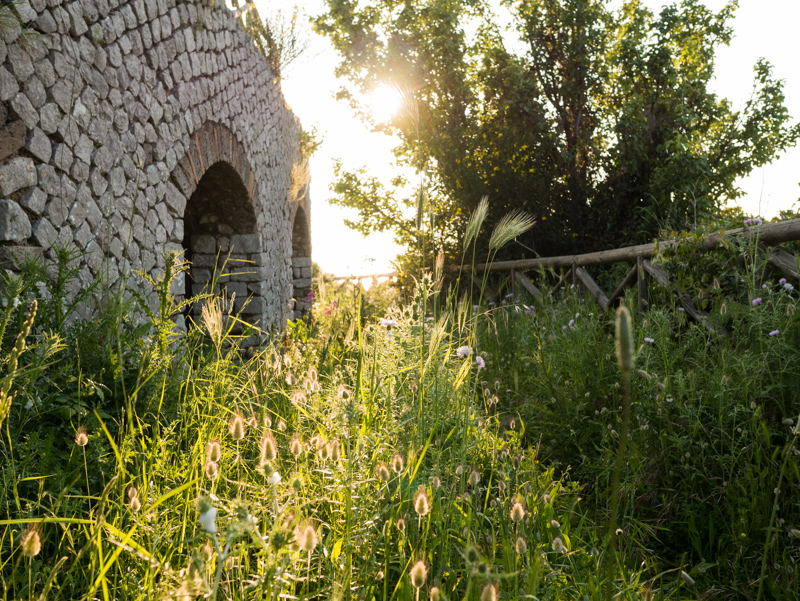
[{"x1": 0, "y1": 215, "x2": 798, "y2": 600}]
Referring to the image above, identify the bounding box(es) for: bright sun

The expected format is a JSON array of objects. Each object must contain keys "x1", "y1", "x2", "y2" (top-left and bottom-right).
[{"x1": 367, "y1": 85, "x2": 402, "y2": 124}]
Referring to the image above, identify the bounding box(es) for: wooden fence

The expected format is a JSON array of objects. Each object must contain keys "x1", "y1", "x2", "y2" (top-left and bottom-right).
[{"x1": 320, "y1": 219, "x2": 800, "y2": 335}]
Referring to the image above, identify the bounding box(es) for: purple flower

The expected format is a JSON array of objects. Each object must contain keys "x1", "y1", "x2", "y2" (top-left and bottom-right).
[
  {"x1": 762, "y1": 284, "x2": 767, "y2": 289},
  {"x1": 525, "y1": 310, "x2": 531, "y2": 315},
  {"x1": 568, "y1": 319, "x2": 574, "y2": 327},
  {"x1": 379, "y1": 318, "x2": 398, "y2": 327},
  {"x1": 426, "y1": 317, "x2": 434, "y2": 322},
  {"x1": 744, "y1": 217, "x2": 763, "y2": 226},
  {"x1": 784, "y1": 283, "x2": 794, "y2": 292},
  {"x1": 489, "y1": 302, "x2": 496, "y2": 306},
  {"x1": 678, "y1": 307, "x2": 684, "y2": 312},
  {"x1": 456, "y1": 345, "x2": 471, "y2": 358},
  {"x1": 780, "y1": 278, "x2": 787, "y2": 285},
  {"x1": 769, "y1": 330, "x2": 780, "y2": 336},
  {"x1": 475, "y1": 356, "x2": 486, "y2": 369},
  {"x1": 561, "y1": 325, "x2": 568, "y2": 332},
  {"x1": 752, "y1": 298, "x2": 762, "y2": 306},
  {"x1": 644, "y1": 337, "x2": 655, "y2": 344},
  {"x1": 473, "y1": 305, "x2": 479, "y2": 310},
  {"x1": 505, "y1": 293, "x2": 514, "y2": 298},
  {"x1": 502, "y1": 300, "x2": 507, "y2": 305}
]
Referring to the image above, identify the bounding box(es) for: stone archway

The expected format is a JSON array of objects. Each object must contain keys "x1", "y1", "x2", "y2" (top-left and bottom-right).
[{"x1": 290, "y1": 205, "x2": 312, "y2": 319}]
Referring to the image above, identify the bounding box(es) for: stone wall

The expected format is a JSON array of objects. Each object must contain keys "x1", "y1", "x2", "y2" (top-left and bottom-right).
[{"x1": 0, "y1": 0, "x2": 312, "y2": 332}]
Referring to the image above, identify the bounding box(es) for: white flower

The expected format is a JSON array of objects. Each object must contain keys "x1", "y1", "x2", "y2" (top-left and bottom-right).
[
  {"x1": 268, "y1": 471, "x2": 282, "y2": 485},
  {"x1": 456, "y1": 345, "x2": 471, "y2": 358},
  {"x1": 379, "y1": 318, "x2": 398, "y2": 327},
  {"x1": 198, "y1": 507, "x2": 218, "y2": 533},
  {"x1": 475, "y1": 356, "x2": 486, "y2": 369},
  {"x1": 24, "y1": 399, "x2": 33, "y2": 410}
]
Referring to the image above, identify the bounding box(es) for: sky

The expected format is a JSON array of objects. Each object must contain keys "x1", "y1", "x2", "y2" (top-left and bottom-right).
[{"x1": 277, "y1": 0, "x2": 800, "y2": 277}]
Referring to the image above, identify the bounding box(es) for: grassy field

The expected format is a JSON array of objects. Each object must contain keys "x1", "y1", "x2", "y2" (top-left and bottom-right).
[{"x1": 1, "y1": 219, "x2": 799, "y2": 600}]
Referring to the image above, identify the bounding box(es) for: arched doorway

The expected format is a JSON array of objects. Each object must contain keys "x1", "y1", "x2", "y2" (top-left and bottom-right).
[
  {"x1": 291, "y1": 206, "x2": 313, "y2": 320},
  {"x1": 183, "y1": 161, "x2": 265, "y2": 328}
]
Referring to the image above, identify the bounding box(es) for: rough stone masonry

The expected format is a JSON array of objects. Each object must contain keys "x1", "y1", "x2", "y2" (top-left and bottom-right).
[{"x1": 0, "y1": 0, "x2": 313, "y2": 331}]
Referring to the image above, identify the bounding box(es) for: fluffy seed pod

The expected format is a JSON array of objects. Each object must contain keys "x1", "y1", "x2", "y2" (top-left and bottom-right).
[
  {"x1": 510, "y1": 502, "x2": 525, "y2": 523},
  {"x1": 391, "y1": 453, "x2": 404, "y2": 474},
  {"x1": 295, "y1": 522, "x2": 318, "y2": 553},
  {"x1": 204, "y1": 460, "x2": 219, "y2": 481},
  {"x1": 75, "y1": 427, "x2": 89, "y2": 447},
  {"x1": 515, "y1": 536, "x2": 527, "y2": 555},
  {"x1": 376, "y1": 463, "x2": 390, "y2": 482},
  {"x1": 414, "y1": 486, "x2": 430, "y2": 517},
  {"x1": 480, "y1": 583, "x2": 498, "y2": 601},
  {"x1": 259, "y1": 433, "x2": 278, "y2": 466},
  {"x1": 229, "y1": 413, "x2": 246, "y2": 441},
  {"x1": 409, "y1": 560, "x2": 428, "y2": 589},
  {"x1": 289, "y1": 435, "x2": 303, "y2": 458},
  {"x1": 206, "y1": 441, "x2": 222, "y2": 462},
  {"x1": 20, "y1": 526, "x2": 41, "y2": 558}
]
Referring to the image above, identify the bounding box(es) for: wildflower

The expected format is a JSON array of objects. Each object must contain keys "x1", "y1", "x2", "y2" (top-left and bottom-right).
[
  {"x1": 376, "y1": 463, "x2": 390, "y2": 482},
  {"x1": 295, "y1": 522, "x2": 318, "y2": 553},
  {"x1": 75, "y1": 427, "x2": 89, "y2": 447},
  {"x1": 515, "y1": 536, "x2": 527, "y2": 555},
  {"x1": 290, "y1": 473, "x2": 303, "y2": 491},
  {"x1": 20, "y1": 526, "x2": 41, "y2": 558},
  {"x1": 770, "y1": 330, "x2": 780, "y2": 336},
  {"x1": 784, "y1": 283, "x2": 794, "y2": 291},
  {"x1": 497, "y1": 479, "x2": 506, "y2": 492},
  {"x1": 206, "y1": 441, "x2": 222, "y2": 462},
  {"x1": 542, "y1": 493, "x2": 550, "y2": 504},
  {"x1": 551, "y1": 537, "x2": 567, "y2": 553},
  {"x1": 480, "y1": 583, "x2": 498, "y2": 601},
  {"x1": 259, "y1": 432, "x2": 278, "y2": 465},
  {"x1": 468, "y1": 470, "x2": 480, "y2": 486},
  {"x1": 379, "y1": 317, "x2": 398, "y2": 327},
  {"x1": 268, "y1": 471, "x2": 281, "y2": 485},
  {"x1": 289, "y1": 435, "x2": 303, "y2": 458},
  {"x1": 510, "y1": 502, "x2": 525, "y2": 523},
  {"x1": 644, "y1": 337, "x2": 654, "y2": 344},
  {"x1": 204, "y1": 460, "x2": 219, "y2": 481},
  {"x1": 752, "y1": 298, "x2": 762, "y2": 306},
  {"x1": 456, "y1": 345, "x2": 471, "y2": 358},
  {"x1": 391, "y1": 453, "x2": 404, "y2": 474},
  {"x1": 762, "y1": 283, "x2": 768, "y2": 289},
  {"x1": 229, "y1": 413, "x2": 246, "y2": 441},
  {"x1": 414, "y1": 486, "x2": 431, "y2": 517},
  {"x1": 568, "y1": 319, "x2": 574, "y2": 327},
  {"x1": 409, "y1": 560, "x2": 428, "y2": 589},
  {"x1": 197, "y1": 498, "x2": 217, "y2": 534},
  {"x1": 561, "y1": 325, "x2": 568, "y2": 331},
  {"x1": 488, "y1": 301, "x2": 495, "y2": 306},
  {"x1": 475, "y1": 356, "x2": 486, "y2": 369}
]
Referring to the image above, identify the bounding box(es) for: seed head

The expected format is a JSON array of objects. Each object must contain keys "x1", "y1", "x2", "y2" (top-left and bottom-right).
[
  {"x1": 680, "y1": 570, "x2": 695, "y2": 587},
  {"x1": 289, "y1": 435, "x2": 303, "y2": 458},
  {"x1": 291, "y1": 390, "x2": 307, "y2": 407},
  {"x1": 130, "y1": 496, "x2": 141, "y2": 512},
  {"x1": 204, "y1": 460, "x2": 219, "y2": 481},
  {"x1": 468, "y1": 470, "x2": 480, "y2": 486},
  {"x1": 551, "y1": 537, "x2": 567, "y2": 553},
  {"x1": 376, "y1": 463, "x2": 390, "y2": 482},
  {"x1": 465, "y1": 545, "x2": 480, "y2": 564},
  {"x1": 414, "y1": 486, "x2": 431, "y2": 517},
  {"x1": 307, "y1": 366, "x2": 318, "y2": 383},
  {"x1": 396, "y1": 518, "x2": 406, "y2": 533},
  {"x1": 480, "y1": 583, "x2": 498, "y2": 601},
  {"x1": 614, "y1": 305, "x2": 635, "y2": 372},
  {"x1": 75, "y1": 427, "x2": 89, "y2": 447},
  {"x1": 206, "y1": 441, "x2": 222, "y2": 462},
  {"x1": 455, "y1": 465, "x2": 464, "y2": 476},
  {"x1": 515, "y1": 536, "x2": 527, "y2": 554},
  {"x1": 229, "y1": 413, "x2": 246, "y2": 441},
  {"x1": 20, "y1": 526, "x2": 41, "y2": 558},
  {"x1": 277, "y1": 419, "x2": 287, "y2": 432},
  {"x1": 391, "y1": 453, "x2": 404, "y2": 474},
  {"x1": 550, "y1": 519, "x2": 560, "y2": 529},
  {"x1": 285, "y1": 371, "x2": 296, "y2": 386},
  {"x1": 127, "y1": 486, "x2": 139, "y2": 501},
  {"x1": 429, "y1": 587, "x2": 442, "y2": 601},
  {"x1": 259, "y1": 432, "x2": 278, "y2": 465},
  {"x1": 542, "y1": 493, "x2": 551, "y2": 504},
  {"x1": 409, "y1": 560, "x2": 428, "y2": 589},
  {"x1": 318, "y1": 442, "x2": 330, "y2": 462},
  {"x1": 327, "y1": 439, "x2": 341, "y2": 462},
  {"x1": 510, "y1": 502, "x2": 525, "y2": 523},
  {"x1": 295, "y1": 522, "x2": 318, "y2": 553},
  {"x1": 431, "y1": 476, "x2": 441, "y2": 489},
  {"x1": 263, "y1": 414, "x2": 273, "y2": 428}
]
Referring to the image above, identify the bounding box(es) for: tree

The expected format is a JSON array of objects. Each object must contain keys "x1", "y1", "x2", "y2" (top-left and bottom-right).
[{"x1": 315, "y1": 0, "x2": 799, "y2": 265}]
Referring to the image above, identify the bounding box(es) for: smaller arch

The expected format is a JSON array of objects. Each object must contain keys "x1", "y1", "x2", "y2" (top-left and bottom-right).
[{"x1": 290, "y1": 205, "x2": 313, "y2": 319}]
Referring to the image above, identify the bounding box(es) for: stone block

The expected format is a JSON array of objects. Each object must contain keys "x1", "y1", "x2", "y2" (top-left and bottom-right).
[
  {"x1": 0, "y1": 119, "x2": 26, "y2": 162},
  {"x1": 31, "y1": 217, "x2": 58, "y2": 248},
  {"x1": 25, "y1": 127, "x2": 52, "y2": 162},
  {"x1": 19, "y1": 187, "x2": 46, "y2": 215},
  {"x1": 0, "y1": 199, "x2": 31, "y2": 242},
  {"x1": 191, "y1": 234, "x2": 215, "y2": 253},
  {"x1": 0, "y1": 158, "x2": 36, "y2": 195},
  {"x1": 0, "y1": 245, "x2": 43, "y2": 269},
  {"x1": 230, "y1": 233, "x2": 263, "y2": 254}
]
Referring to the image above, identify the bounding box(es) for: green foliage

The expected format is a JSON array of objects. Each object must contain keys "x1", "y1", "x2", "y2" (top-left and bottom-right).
[
  {"x1": 237, "y1": 2, "x2": 309, "y2": 79},
  {"x1": 315, "y1": 0, "x2": 800, "y2": 262}
]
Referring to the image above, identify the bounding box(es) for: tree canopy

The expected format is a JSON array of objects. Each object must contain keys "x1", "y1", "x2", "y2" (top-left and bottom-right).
[{"x1": 315, "y1": 0, "x2": 799, "y2": 266}]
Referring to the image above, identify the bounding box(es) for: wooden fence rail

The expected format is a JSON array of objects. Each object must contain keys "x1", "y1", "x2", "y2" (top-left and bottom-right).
[{"x1": 319, "y1": 219, "x2": 800, "y2": 335}]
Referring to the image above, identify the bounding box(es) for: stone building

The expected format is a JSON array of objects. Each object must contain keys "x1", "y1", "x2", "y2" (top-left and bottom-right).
[{"x1": 0, "y1": 0, "x2": 312, "y2": 331}]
